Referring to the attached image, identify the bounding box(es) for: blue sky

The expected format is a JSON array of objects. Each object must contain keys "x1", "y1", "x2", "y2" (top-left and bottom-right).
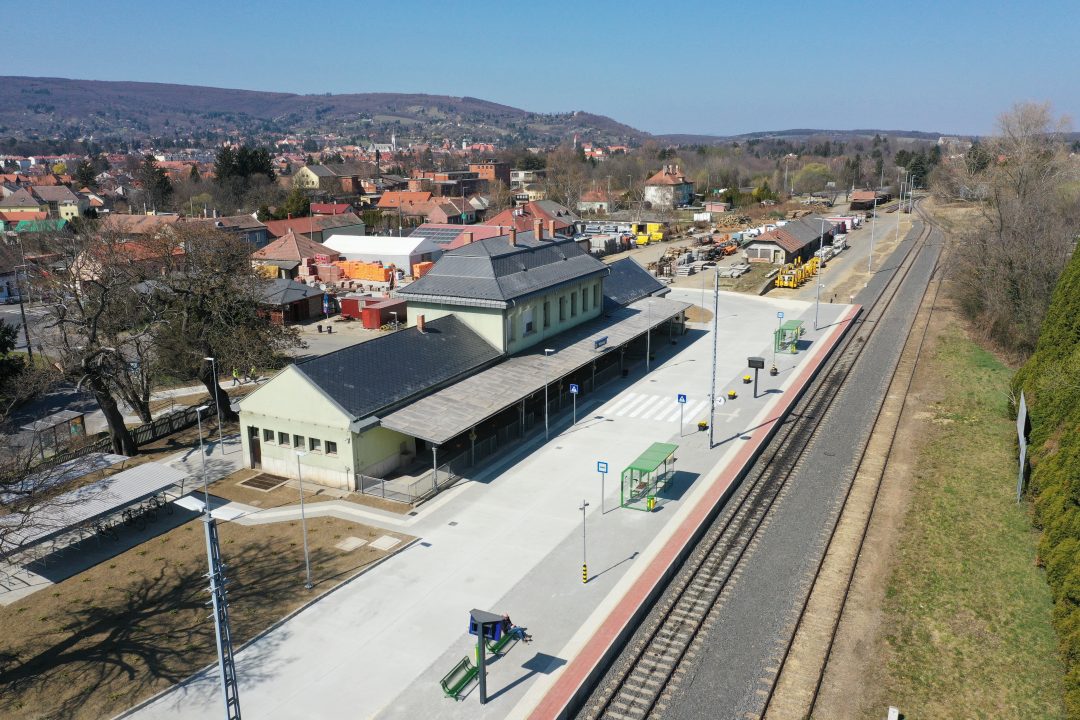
[{"x1": 6, "y1": 0, "x2": 1079, "y2": 136}]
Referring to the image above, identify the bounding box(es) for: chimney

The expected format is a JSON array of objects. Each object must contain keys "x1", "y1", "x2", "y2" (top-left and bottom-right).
[
  {"x1": 548, "y1": 219, "x2": 557, "y2": 238},
  {"x1": 509, "y1": 227, "x2": 517, "y2": 246},
  {"x1": 416, "y1": 314, "x2": 426, "y2": 333},
  {"x1": 462, "y1": 231, "x2": 474, "y2": 244},
  {"x1": 534, "y1": 218, "x2": 544, "y2": 240}
]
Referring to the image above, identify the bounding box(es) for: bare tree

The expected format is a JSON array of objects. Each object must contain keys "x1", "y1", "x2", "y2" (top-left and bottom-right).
[{"x1": 941, "y1": 102, "x2": 1080, "y2": 356}]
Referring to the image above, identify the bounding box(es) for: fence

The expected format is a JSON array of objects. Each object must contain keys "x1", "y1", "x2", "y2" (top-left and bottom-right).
[{"x1": 17, "y1": 404, "x2": 216, "y2": 479}]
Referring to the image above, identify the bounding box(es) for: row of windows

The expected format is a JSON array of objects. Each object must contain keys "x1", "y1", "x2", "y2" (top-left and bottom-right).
[
  {"x1": 513, "y1": 282, "x2": 601, "y2": 340},
  {"x1": 251, "y1": 426, "x2": 337, "y2": 455}
]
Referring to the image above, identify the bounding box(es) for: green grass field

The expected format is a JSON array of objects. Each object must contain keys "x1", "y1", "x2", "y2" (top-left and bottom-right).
[{"x1": 878, "y1": 324, "x2": 1066, "y2": 719}]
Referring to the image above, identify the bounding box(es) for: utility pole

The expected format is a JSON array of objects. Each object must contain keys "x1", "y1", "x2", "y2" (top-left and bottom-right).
[{"x1": 708, "y1": 269, "x2": 719, "y2": 448}]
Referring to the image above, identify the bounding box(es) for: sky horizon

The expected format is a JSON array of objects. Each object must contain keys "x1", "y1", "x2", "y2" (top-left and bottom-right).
[{"x1": 5, "y1": 0, "x2": 1078, "y2": 138}]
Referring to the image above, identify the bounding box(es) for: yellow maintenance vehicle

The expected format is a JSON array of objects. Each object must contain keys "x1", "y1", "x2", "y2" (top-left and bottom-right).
[
  {"x1": 632, "y1": 222, "x2": 666, "y2": 246},
  {"x1": 774, "y1": 256, "x2": 820, "y2": 288}
]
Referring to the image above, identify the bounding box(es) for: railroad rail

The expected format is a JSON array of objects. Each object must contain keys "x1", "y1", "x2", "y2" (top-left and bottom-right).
[
  {"x1": 579, "y1": 204, "x2": 939, "y2": 720},
  {"x1": 761, "y1": 203, "x2": 945, "y2": 719}
]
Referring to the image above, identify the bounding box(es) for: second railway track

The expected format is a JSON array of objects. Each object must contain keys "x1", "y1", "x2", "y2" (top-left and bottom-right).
[{"x1": 579, "y1": 206, "x2": 939, "y2": 720}]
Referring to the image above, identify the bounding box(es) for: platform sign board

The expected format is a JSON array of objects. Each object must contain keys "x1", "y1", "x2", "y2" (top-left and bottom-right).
[
  {"x1": 598, "y1": 461, "x2": 608, "y2": 512},
  {"x1": 777, "y1": 311, "x2": 784, "y2": 319},
  {"x1": 1016, "y1": 391, "x2": 1029, "y2": 503},
  {"x1": 594, "y1": 336, "x2": 608, "y2": 351},
  {"x1": 677, "y1": 394, "x2": 687, "y2": 404},
  {"x1": 597, "y1": 461, "x2": 608, "y2": 474}
]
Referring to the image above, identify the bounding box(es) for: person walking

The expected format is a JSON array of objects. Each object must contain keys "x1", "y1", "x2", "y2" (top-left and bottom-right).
[
  {"x1": 232, "y1": 367, "x2": 240, "y2": 386},
  {"x1": 248, "y1": 366, "x2": 257, "y2": 385}
]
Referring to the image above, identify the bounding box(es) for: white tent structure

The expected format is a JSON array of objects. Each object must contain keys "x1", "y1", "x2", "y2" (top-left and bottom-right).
[{"x1": 323, "y1": 234, "x2": 441, "y2": 270}]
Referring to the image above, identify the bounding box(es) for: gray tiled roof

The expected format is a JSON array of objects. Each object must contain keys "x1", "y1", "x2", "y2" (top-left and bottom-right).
[
  {"x1": 603, "y1": 257, "x2": 669, "y2": 308},
  {"x1": 397, "y1": 233, "x2": 608, "y2": 307},
  {"x1": 295, "y1": 314, "x2": 501, "y2": 420},
  {"x1": 260, "y1": 279, "x2": 323, "y2": 306}
]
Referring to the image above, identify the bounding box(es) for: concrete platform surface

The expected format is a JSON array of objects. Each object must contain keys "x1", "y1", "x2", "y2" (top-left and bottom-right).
[{"x1": 119, "y1": 290, "x2": 855, "y2": 720}]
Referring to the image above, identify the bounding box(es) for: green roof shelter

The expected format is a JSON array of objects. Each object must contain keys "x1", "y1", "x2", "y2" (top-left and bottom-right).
[
  {"x1": 621, "y1": 441, "x2": 678, "y2": 512},
  {"x1": 774, "y1": 319, "x2": 804, "y2": 354}
]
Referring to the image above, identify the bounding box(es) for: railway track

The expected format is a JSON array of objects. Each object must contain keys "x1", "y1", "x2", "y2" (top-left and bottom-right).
[
  {"x1": 762, "y1": 203, "x2": 945, "y2": 719},
  {"x1": 578, "y1": 206, "x2": 939, "y2": 720}
]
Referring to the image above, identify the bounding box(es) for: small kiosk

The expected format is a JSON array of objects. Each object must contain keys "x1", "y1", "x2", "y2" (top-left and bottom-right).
[
  {"x1": 774, "y1": 319, "x2": 804, "y2": 355},
  {"x1": 621, "y1": 442, "x2": 678, "y2": 512}
]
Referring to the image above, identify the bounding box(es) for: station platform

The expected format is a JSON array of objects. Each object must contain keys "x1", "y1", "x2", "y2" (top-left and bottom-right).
[{"x1": 121, "y1": 290, "x2": 858, "y2": 720}]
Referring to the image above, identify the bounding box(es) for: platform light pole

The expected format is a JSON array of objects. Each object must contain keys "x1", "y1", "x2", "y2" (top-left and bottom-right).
[
  {"x1": 204, "y1": 357, "x2": 225, "y2": 455},
  {"x1": 645, "y1": 299, "x2": 653, "y2": 373},
  {"x1": 815, "y1": 282, "x2": 825, "y2": 331},
  {"x1": 579, "y1": 499, "x2": 590, "y2": 583},
  {"x1": 543, "y1": 348, "x2": 555, "y2": 441},
  {"x1": 195, "y1": 404, "x2": 211, "y2": 506},
  {"x1": 294, "y1": 451, "x2": 314, "y2": 590},
  {"x1": 708, "y1": 269, "x2": 719, "y2": 448},
  {"x1": 868, "y1": 196, "x2": 878, "y2": 274}
]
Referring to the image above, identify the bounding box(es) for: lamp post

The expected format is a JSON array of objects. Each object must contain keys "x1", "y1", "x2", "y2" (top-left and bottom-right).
[
  {"x1": 645, "y1": 299, "x2": 652, "y2": 373},
  {"x1": 204, "y1": 357, "x2": 224, "y2": 455},
  {"x1": 815, "y1": 282, "x2": 825, "y2": 331},
  {"x1": 294, "y1": 451, "x2": 314, "y2": 590},
  {"x1": 195, "y1": 404, "x2": 211, "y2": 510},
  {"x1": 544, "y1": 348, "x2": 555, "y2": 440},
  {"x1": 13, "y1": 263, "x2": 32, "y2": 361},
  {"x1": 868, "y1": 196, "x2": 878, "y2": 274}
]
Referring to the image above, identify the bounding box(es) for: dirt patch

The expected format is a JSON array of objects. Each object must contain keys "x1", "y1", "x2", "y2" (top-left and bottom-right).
[
  {"x1": 684, "y1": 304, "x2": 714, "y2": 323},
  {"x1": 0, "y1": 507, "x2": 413, "y2": 719},
  {"x1": 211, "y1": 470, "x2": 412, "y2": 515}
]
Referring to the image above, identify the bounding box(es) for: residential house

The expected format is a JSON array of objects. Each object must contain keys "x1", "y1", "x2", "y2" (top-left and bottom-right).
[
  {"x1": 644, "y1": 165, "x2": 695, "y2": 209},
  {"x1": 377, "y1": 191, "x2": 433, "y2": 210},
  {"x1": 509, "y1": 168, "x2": 545, "y2": 189},
  {"x1": 577, "y1": 189, "x2": 612, "y2": 214},
  {"x1": 189, "y1": 215, "x2": 270, "y2": 248},
  {"x1": 251, "y1": 230, "x2": 340, "y2": 280},
  {"x1": 292, "y1": 165, "x2": 337, "y2": 193},
  {"x1": 487, "y1": 200, "x2": 579, "y2": 235},
  {"x1": 0, "y1": 188, "x2": 47, "y2": 215},
  {"x1": 311, "y1": 203, "x2": 356, "y2": 216},
  {"x1": 263, "y1": 213, "x2": 366, "y2": 244},
  {"x1": 32, "y1": 185, "x2": 88, "y2": 221},
  {"x1": 848, "y1": 190, "x2": 889, "y2": 210}
]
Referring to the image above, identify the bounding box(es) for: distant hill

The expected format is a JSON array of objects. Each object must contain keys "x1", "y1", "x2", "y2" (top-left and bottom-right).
[
  {"x1": 0, "y1": 75, "x2": 947, "y2": 151},
  {"x1": 0, "y1": 76, "x2": 648, "y2": 147}
]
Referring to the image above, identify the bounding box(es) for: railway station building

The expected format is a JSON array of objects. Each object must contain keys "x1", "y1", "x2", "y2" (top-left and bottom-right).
[{"x1": 237, "y1": 229, "x2": 688, "y2": 492}]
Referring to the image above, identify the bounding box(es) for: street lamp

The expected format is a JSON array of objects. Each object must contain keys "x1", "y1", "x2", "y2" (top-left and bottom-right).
[
  {"x1": 815, "y1": 283, "x2": 825, "y2": 331},
  {"x1": 294, "y1": 450, "x2": 314, "y2": 590},
  {"x1": 204, "y1": 357, "x2": 224, "y2": 455},
  {"x1": 579, "y1": 499, "x2": 590, "y2": 584},
  {"x1": 646, "y1": 299, "x2": 653, "y2": 373},
  {"x1": 195, "y1": 404, "x2": 211, "y2": 510},
  {"x1": 544, "y1": 348, "x2": 555, "y2": 440}
]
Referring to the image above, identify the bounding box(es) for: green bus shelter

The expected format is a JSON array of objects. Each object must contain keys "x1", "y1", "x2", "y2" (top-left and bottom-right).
[
  {"x1": 621, "y1": 442, "x2": 679, "y2": 512},
  {"x1": 774, "y1": 319, "x2": 804, "y2": 354}
]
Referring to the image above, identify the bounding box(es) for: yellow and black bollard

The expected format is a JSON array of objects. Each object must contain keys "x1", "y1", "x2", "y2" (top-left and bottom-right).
[{"x1": 582, "y1": 563, "x2": 588, "y2": 584}]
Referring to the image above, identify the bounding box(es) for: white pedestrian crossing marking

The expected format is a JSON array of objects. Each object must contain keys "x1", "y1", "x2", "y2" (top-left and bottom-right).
[{"x1": 605, "y1": 394, "x2": 714, "y2": 423}]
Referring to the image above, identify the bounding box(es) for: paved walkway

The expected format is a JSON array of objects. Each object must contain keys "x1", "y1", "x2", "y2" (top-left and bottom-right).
[{"x1": 120, "y1": 290, "x2": 854, "y2": 720}]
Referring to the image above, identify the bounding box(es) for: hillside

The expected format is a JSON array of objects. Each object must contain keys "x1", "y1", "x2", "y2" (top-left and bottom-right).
[
  {"x1": 0, "y1": 76, "x2": 647, "y2": 147},
  {"x1": 1012, "y1": 243, "x2": 1080, "y2": 718}
]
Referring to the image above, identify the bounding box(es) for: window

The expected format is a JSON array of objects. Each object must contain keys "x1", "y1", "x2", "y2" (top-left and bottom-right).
[
  {"x1": 523, "y1": 306, "x2": 535, "y2": 334},
  {"x1": 571, "y1": 293, "x2": 578, "y2": 317},
  {"x1": 278, "y1": 431, "x2": 290, "y2": 446},
  {"x1": 543, "y1": 300, "x2": 550, "y2": 328},
  {"x1": 593, "y1": 283, "x2": 600, "y2": 308},
  {"x1": 581, "y1": 287, "x2": 588, "y2": 312},
  {"x1": 559, "y1": 296, "x2": 566, "y2": 322},
  {"x1": 293, "y1": 434, "x2": 305, "y2": 449},
  {"x1": 309, "y1": 437, "x2": 322, "y2": 453},
  {"x1": 507, "y1": 316, "x2": 516, "y2": 341},
  {"x1": 263, "y1": 428, "x2": 274, "y2": 442},
  {"x1": 325, "y1": 440, "x2": 338, "y2": 455}
]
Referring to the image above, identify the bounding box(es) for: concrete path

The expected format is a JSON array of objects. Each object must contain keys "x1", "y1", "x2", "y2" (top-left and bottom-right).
[{"x1": 119, "y1": 290, "x2": 853, "y2": 720}]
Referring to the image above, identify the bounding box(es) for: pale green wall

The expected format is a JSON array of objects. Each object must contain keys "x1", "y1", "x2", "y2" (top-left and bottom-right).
[
  {"x1": 505, "y1": 278, "x2": 603, "y2": 354},
  {"x1": 406, "y1": 277, "x2": 603, "y2": 354},
  {"x1": 239, "y1": 366, "x2": 356, "y2": 489},
  {"x1": 355, "y1": 426, "x2": 416, "y2": 477},
  {"x1": 407, "y1": 302, "x2": 505, "y2": 351}
]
